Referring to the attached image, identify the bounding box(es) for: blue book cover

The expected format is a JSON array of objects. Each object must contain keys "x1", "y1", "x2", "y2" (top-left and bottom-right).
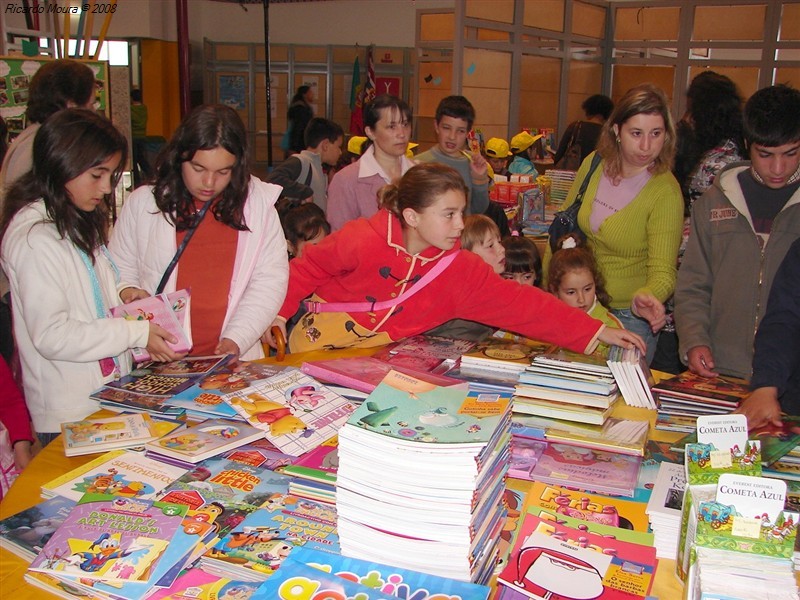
[
  {"x1": 0, "y1": 495, "x2": 76, "y2": 560},
  {"x1": 290, "y1": 545, "x2": 491, "y2": 599},
  {"x1": 250, "y1": 556, "x2": 395, "y2": 600}
]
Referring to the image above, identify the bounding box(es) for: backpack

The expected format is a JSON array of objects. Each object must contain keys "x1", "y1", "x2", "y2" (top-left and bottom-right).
[{"x1": 554, "y1": 122, "x2": 583, "y2": 171}]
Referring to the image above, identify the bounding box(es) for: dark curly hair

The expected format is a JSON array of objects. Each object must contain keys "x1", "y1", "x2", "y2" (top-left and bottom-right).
[
  {"x1": 25, "y1": 59, "x2": 96, "y2": 124},
  {"x1": 1, "y1": 109, "x2": 126, "y2": 260},
  {"x1": 686, "y1": 71, "x2": 744, "y2": 158},
  {"x1": 153, "y1": 104, "x2": 250, "y2": 232}
]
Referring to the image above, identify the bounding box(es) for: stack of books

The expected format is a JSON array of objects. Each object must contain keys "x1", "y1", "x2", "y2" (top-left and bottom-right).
[
  {"x1": 336, "y1": 371, "x2": 512, "y2": 584},
  {"x1": 280, "y1": 436, "x2": 339, "y2": 505},
  {"x1": 513, "y1": 348, "x2": 617, "y2": 425},
  {"x1": 652, "y1": 371, "x2": 750, "y2": 433},
  {"x1": 606, "y1": 345, "x2": 656, "y2": 408},
  {"x1": 645, "y1": 461, "x2": 686, "y2": 559},
  {"x1": 0, "y1": 496, "x2": 76, "y2": 561},
  {"x1": 459, "y1": 338, "x2": 555, "y2": 376},
  {"x1": 544, "y1": 169, "x2": 577, "y2": 205},
  {"x1": 60, "y1": 412, "x2": 182, "y2": 456}
]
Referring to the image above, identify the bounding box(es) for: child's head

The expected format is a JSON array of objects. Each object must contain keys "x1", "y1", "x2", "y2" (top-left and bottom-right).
[
  {"x1": 461, "y1": 214, "x2": 504, "y2": 274},
  {"x1": 484, "y1": 137, "x2": 510, "y2": 174},
  {"x1": 434, "y1": 95, "x2": 475, "y2": 158},
  {"x1": 510, "y1": 131, "x2": 542, "y2": 160},
  {"x1": 304, "y1": 117, "x2": 344, "y2": 166},
  {"x1": 154, "y1": 104, "x2": 250, "y2": 224},
  {"x1": 347, "y1": 135, "x2": 367, "y2": 162},
  {"x1": 379, "y1": 163, "x2": 467, "y2": 254},
  {"x1": 26, "y1": 58, "x2": 96, "y2": 124},
  {"x1": 547, "y1": 234, "x2": 610, "y2": 312},
  {"x1": 501, "y1": 234, "x2": 542, "y2": 286},
  {"x1": 2, "y1": 108, "x2": 126, "y2": 255},
  {"x1": 277, "y1": 200, "x2": 331, "y2": 259}
]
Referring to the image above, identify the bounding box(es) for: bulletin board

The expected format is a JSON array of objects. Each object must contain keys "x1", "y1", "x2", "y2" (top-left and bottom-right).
[{"x1": 0, "y1": 55, "x2": 108, "y2": 141}]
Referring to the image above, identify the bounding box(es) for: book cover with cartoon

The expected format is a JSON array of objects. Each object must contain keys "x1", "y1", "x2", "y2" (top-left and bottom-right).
[
  {"x1": 0, "y1": 496, "x2": 76, "y2": 560},
  {"x1": 222, "y1": 368, "x2": 356, "y2": 457},
  {"x1": 28, "y1": 493, "x2": 187, "y2": 583}
]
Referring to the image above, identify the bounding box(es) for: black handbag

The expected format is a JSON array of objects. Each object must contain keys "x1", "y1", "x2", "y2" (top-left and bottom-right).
[{"x1": 548, "y1": 153, "x2": 602, "y2": 253}]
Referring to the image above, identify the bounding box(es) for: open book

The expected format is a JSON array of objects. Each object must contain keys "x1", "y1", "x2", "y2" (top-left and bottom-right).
[{"x1": 111, "y1": 289, "x2": 192, "y2": 362}]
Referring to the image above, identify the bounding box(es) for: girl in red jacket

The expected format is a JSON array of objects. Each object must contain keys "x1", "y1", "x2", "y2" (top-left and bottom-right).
[{"x1": 266, "y1": 163, "x2": 646, "y2": 355}]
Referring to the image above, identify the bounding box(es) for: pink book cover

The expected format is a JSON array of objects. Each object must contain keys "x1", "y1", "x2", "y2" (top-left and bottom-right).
[
  {"x1": 111, "y1": 289, "x2": 192, "y2": 362},
  {"x1": 301, "y1": 355, "x2": 460, "y2": 393},
  {"x1": 146, "y1": 568, "x2": 262, "y2": 600},
  {"x1": 281, "y1": 436, "x2": 339, "y2": 484}
]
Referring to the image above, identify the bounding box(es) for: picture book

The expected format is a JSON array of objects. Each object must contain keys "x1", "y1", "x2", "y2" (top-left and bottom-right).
[
  {"x1": 221, "y1": 368, "x2": 357, "y2": 457},
  {"x1": 165, "y1": 358, "x2": 287, "y2": 419},
  {"x1": 301, "y1": 355, "x2": 460, "y2": 394},
  {"x1": 532, "y1": 347, "x2": 613, "y2": 376},
  {"x1": 28, "y1": 493, "x2": 188, "y2": 583},
  {"x1": 512, "y1": 395, "x2": 615, "y2": 426},
  {"x1": 289, "y1": 545, "x2": 492, "y2": 599},
  {"x1": 110, "y1": 289, "x2": 192, "y2": 362},
  {"x1": 148, "y1": 568, "x2": 264, "y2": 600},
  {"x1": 41, "y1": 449, "x2": 188, "y2": 502},
  {"x1": 249, "y1": 556, "x2": 394, "y2": 600},
  {"x1": 60, "y1": 413, "x2": 182, "y2": 456},
  {"x1": 544, "y1": 417, "x2": 650, "y2": 456},
  {"x1": 92, "y1": 386, "x2": 186, "y2": 418},
  {"x1": 92, "y1": 368, "x2": 198, "y2": 405},
  {"x1": 460, "y1": 338, "x2": 556, "y2": 373},
  {"x1": 651, "y1": 371, "x2": 750, "y2": 405},
  {"x1": 513, "y1": 382, "x2": 619, "y2": 409},
  {"x1": 497, "y1": 512, "x2": 658, "y2": 600},
  {"x1": 646, "y1": 461, "x2": 686, "y2": 520},
  {"x1": 606, "y1": 345, "x2": 656, "y2": 409},
  {"x1": 525, "y1": 481, "x2": 651, "y2": 533},
  {"x1": 526, "y1": 507, "x2": 655, "y2": 547},
  {"x1": 510, "y1": 438, "x2": 643, "y2": 497},
  {"x1": 281, "y1": 435, "x2": 339, "y2": 486},
  {"x1": 145, "y1": 418, "x2": 266, "y2": 463},
  {"x1": 371, "y1": 334, "x2": 476, "y2": 373},
  {"x1": 346, "y1": 370, "x2": 510, "y2": 447},
  {"x1": 0, "y1": 495, "x2": 76, "y2": 560},
  {"x1": 203, "y1": 496, "x2": 339, "y2": 579}
]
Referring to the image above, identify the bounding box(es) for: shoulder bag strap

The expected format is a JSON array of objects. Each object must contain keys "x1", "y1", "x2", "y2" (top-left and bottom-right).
[
  {"x1": 306, "y1": 252, "x2": 458, "y2": 314},
  {"x1": 571, "y1": 152, "x2": 603, "y2": 209},
  {"x1": 155, "y1": 199, "x2": 214, "y2": 295}
]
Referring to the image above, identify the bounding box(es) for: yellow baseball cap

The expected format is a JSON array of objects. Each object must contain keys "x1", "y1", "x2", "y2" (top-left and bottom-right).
[
  {"x1": 405, "y1": 142, "x2": 419, "y2": 158},
  {"x1": 347, "y1": 136, "x2": 368, "y2": 155},
  {"x1": 485, "y1": 137, "x2": 510, "y2": 159},
  {"x1": 510, "y1": 131, "x2": 544, "y2": 153}
]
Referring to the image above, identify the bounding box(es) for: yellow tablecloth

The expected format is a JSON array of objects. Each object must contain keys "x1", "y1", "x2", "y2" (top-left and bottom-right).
[{"x1": 0, "y1": 348, "x2": 686, "y2": 599}]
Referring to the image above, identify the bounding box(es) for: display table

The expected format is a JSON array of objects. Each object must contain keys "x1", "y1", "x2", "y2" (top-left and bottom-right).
[{"x1": 0, "y1": 347, "x2": 686, "y2": 599}]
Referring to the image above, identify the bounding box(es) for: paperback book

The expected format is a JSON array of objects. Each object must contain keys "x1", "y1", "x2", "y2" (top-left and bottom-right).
[
  {"x1": 512, "y1": 395, "x2": 615, "y2": 426},
  {"x1": 40, "y1": 449, "x2": 188, "y2": 502},
  {"x1": 110, "y1": 289, "x2": 192, "y2": 362},
  {"x1": 531, "y1": 347, "x2": 613, "y2": 376},
  {"x1": 652, "y1": 371, "x2": 749, "y2": 407},
  {"x1": 28, "y1": 493, "x2": 188, "y2": 583},
  {"x1": 222, "y1": 368, "x2": 357, "y2": 457},
  {"x1": 371, "y1": 334, "x2": 476, "y2": 373},
  {"x1": 542, "y1": 416, "x2": 650, "y2": 456},
  {"x1": 60, "y1": 413, "x2": 181, "y2": 456},
  {"x1": 145, "y1": 418, "x2": 267, "y2": 464},
  {"x1": 606, "y1": 345, "x2": 656, "y2": 409},
  {"x1": 147, "y1": 569, "x2": 264, "y2": 600},
  {"x1": 460, "y1": 338, "x2": 556, "y2": 374},
  {"x1": 0, "y1": 496, "x2": 76, "y2": 560}
]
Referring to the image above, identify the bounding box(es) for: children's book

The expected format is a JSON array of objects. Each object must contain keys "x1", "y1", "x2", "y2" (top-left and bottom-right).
[
  {"x1": 651, "y1": 371, "x2": 750, "y2": 405},
  {"x1": 91, "y1": 365, "x2": 202, "y2": 408},
  {"x1": 280, "y1": 435, "x2": 339, "y2": 486},
  {"x1": 460, "y1": 338, "x2": 557, "y2": 374},
  {"x1": 512, "y1": 395, "x2": 615, "y2": 426},
  {"x1": 145, "y1": 418, "x2": 266, "y2": 463},
  {"x1": 371, "y1": 334, "x2": 476, "y2": 373},
  {"x1": 249, "y1": 556, "x2": 395, "y2": 600},
  {"x1": 110, "y1": 289, "x2": 192, "y2": 362},
  {"x1": 646, "y1": 461, "x2": 687, "y2": 519},
  {"x1": 60, "y1": 413, "x2": 182, "y2": 456},
  {"x1": 289, "y1": 545, "x2": 492, "y2": 599},
  {"x1": 345, "y1": 370, "x2": 510, "y2": 449},
  {"x1": 497, "y1": 512, "x2": 658, "y2": 600},
  {"x1": 28, "y1": 493, "x2": 188, "y2": 583},
  {"x1": 203, "y1": 496, "x2": 339, "y2": 579},
  {"x1": 301, "y1": 355, "x2": 460, "y2": 394},
  {"x1": 532, "y1": 347, "x2": 613, "y2": 376},
  {"x1": 526, "y1": 507, "x2": 655, "y2": 547},
  {"x1": 221, "y1": 368, "x2": 357, "y2": 457},
  {"x1": 510, "y1": 438, "x2": 643, "y2": 497},
  {"x1": 93, "y1": 386, "x2": 186, "y2": 418},
  {"x1": 525, "y1": 481, "x2": 651, "y2": 533},
  {"x1": 147, "y1": 568, "x2": 264, "y2": 600},
  {"x1": 607, "y1": 345, "x2": 656, "y2": 409},
  {"x1": 40, "y1": 449, "x2": 188, "y2": 502},
  {"x1": 543, "y1": 417, "x2": 650, "y2": 456},
  {"x1": 165, "y1": 358, "x2": 287, "y2": 419},
  {"x1": 0, "y1": 495, "x2": 76, "y2": 560}
]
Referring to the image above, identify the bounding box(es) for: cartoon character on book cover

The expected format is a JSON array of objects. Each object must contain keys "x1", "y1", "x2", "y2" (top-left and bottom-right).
[{"x1": 72, "y1": 467, "x2": 157, "y2": 498}]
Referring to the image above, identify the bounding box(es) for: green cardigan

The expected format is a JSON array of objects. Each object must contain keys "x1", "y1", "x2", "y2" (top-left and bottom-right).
[{"x1": 545, "y1": 153, "x2": 683, "y2": 310}]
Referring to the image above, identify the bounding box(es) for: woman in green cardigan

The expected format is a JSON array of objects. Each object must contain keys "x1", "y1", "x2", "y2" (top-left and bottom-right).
[{"x1": 544, "y1": 84, "x2": 684, "y2": 363}]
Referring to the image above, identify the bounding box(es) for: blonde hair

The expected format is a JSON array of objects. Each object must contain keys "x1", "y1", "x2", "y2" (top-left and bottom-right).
[
  {"x1": 596, "y1": 83, "x2": 676, "y2": 180},
  {"x1": 461, "y1": 214, "x2": 500, "y2": 251}
]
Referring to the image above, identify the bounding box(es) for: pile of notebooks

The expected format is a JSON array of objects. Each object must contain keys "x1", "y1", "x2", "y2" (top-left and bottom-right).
[{"x1": 336, "y1": 371, "x2": 512, "y2": 584}]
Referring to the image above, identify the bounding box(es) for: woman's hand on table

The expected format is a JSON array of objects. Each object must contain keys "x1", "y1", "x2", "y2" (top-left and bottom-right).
[
  {"x1": 734, "y1": 386, "x2": 783, "y2": 430},
  {"x1": 631, "y1": 292, "x2": 667, "y2": 333}
]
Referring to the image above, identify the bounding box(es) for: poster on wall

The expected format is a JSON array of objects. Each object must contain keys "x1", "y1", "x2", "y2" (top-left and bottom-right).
[
  {"x1": 375, "y1": 77, "x2": 400, "y2": 97},
  {"x1": 0, "y1": 56, "x2": 108, "y2": 141},
  {"x1": 219, "y1": 75, "x2": 246, "y2": 110}
]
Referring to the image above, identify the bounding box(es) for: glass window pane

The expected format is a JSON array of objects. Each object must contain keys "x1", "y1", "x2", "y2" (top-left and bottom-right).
[
  {"x1": 693, "y1": 5, "x2": 766, "y2": 42},
  {"x1": 615, "y1": 7, "x2": 680, "y2": 42},
  {"x1": 420, "y1": 12, "x2": 454, "y2": 42}
]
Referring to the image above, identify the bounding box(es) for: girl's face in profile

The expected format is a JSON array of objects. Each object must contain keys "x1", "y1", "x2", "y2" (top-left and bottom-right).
[
  {"x1": 181, "y1": 147, "x2": 236, "y2": 201},
  {"x1": 402, "y1": 190, "x2": 466, "y2": 255},
  {"x1": 472, "y1": 231, "x2": 506, "y2": 274},
  {"x1": 554, "y1": 267, "x2": 596, "y2": 312},
  {"x1": 65, "y1": 152, "x2": 122, "y2": 212}
]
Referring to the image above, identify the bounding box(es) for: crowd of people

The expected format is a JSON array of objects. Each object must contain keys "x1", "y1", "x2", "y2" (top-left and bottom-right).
[{"x1": 0, "y1": 59, "x2": 799, "y2": 489}]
